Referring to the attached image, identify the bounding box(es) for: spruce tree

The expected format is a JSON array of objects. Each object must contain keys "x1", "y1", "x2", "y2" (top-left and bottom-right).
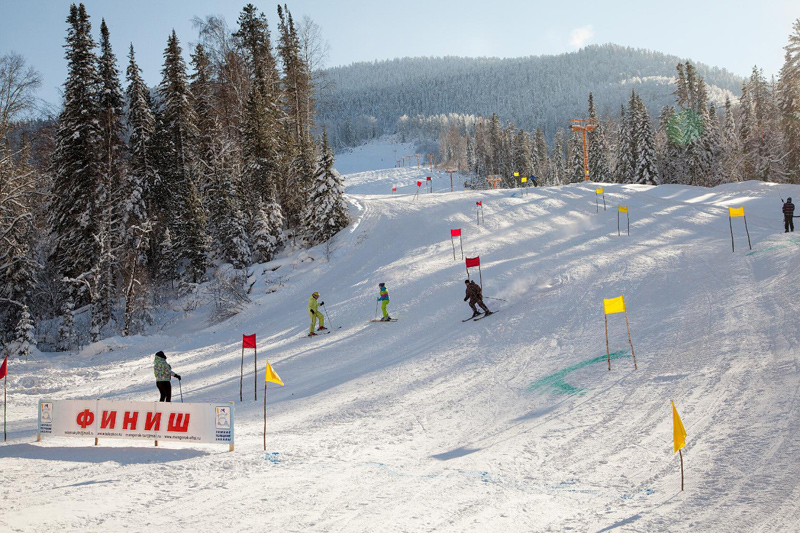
[
  {"x1": 549, "y1": 129, "x2": 566, "y2": 185},
  {"x1": 124, "y1": 44, "x2": 156, "y2": 233},
  {"x1": 93, "y1": 18, "x2": 126, "y2": 335},
  {"x1": 633, "y1": 95, "x2": 659, "y2": 185},
  {"x1": 568, "y1": 130, "x2": 585, "y2": 183},
  {"x1": 587, "y1": 93, "x2": 613, "y2": 182},
  {"x1": 251, "y1": 185, "x2": 284, "y2": 263},
  {"x1": 779, "y1": 19, "x2": 800, "y2": 182},
  {"x1": 303, "y1": 130, "x2": 347, "y2": 245},
  {"x1": 156, "y1": 30, "x2": 208, "y2": 283},
  {"x1": 49, "y1": 3, "x2": 101, "y2": 302}
]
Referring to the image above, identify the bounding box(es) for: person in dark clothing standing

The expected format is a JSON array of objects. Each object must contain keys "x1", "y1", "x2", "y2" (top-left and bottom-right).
[
  {"x1": 464, "y1": 279, "x2": 492, "y2": 318},
  {"x1": 783, "y1": 197, "x2": 795, "y2": 233},
  {"x1": 153, "y1": 351, "x2": 181, "y2": 402}
]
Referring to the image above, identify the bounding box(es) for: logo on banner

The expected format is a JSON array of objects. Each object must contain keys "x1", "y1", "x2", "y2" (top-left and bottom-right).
[{"x1": 216, "y1": 406, "x2": 231, "y2": 429}]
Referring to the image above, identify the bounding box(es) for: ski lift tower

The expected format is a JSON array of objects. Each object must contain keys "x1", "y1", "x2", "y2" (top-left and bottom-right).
[{"x1": 571, "y1": 118, "x2": 596, "y2": 182}]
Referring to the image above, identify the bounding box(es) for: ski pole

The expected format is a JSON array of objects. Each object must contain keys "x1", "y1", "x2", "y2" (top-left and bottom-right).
[
  {"x1": 484, "y1": 296, "x2": 506, "y2": 302},
  {"x1": 375, "y1": 299, "x2": 379, "y2": 320},
  {"x1": 178, "y1": 379, "x2": 183, "y2": 403},
  {"x1": 322, "y1": 302, "x2": 333, "y2": 329}
]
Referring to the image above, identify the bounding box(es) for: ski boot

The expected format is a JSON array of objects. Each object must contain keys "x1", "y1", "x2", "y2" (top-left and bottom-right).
[{"x1": 317, "y1": 326, "x2": 328, "y2": 331}]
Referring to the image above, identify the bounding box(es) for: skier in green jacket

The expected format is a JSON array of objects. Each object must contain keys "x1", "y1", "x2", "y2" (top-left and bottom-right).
[
  {"x1": 308, "y1": 291, "x2": 327, "y2": 336},
  {"x1": 377, "y1": 282, "x2": 391, "y2": 321},
  {"x1": 153, "y1": 351, "x2": 181, "y2": 402}
]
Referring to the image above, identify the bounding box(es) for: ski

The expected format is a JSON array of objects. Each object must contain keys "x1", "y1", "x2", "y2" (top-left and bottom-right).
[
  {"x1": 463, "y1": 313, "x2": 483, "y2": 322},
  {"x1": 306, "y1": 330, "x2": 331, "y2": 337},
  {"x1": 473, "y1": 309, "x2": 498, "y2": 321},
  {"x1": 369, "y1": 319, "x2": 398, "y2": 322}
]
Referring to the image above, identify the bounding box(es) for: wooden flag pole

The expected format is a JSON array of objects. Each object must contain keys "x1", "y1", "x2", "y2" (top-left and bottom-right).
[
  {"x1": 679, "y1": 449, "x2": 685, "y2": 491},
  {"x1": 254, "y1": 346, "x2": 257, "y2": 401},
  {"x1": 478, "y1": 264, "x2": 483, "y2": 289},
  {"x1": 451, "y1": 237, "x2": 456, "y2": 260},
  {"x1": 625, "y1": 311, "x2": 637, "y2": 370},
  {"x1": 4, "y1": 371, "x2": 6, "y2": 442},
  {"x1": 618, "y1": 211, "x2": 621, "y2": 236},
  {"x1": 744, "y1": 216, "x2": 752, "y2": 250},
  {"x1": 263, "y1": 380, "x2": 267, "y2": 451},
  {"x1": 604, "y1": 315, "x2": 611, "y2": 371},
  {"x1": 240, "y1": 346, "x2": 244, "y2": 402},
  {"x1": 603, "y1": 193, "x2": 606, "y2": 211},
  {"x1": 627, "y1": 211, "x2": 630, "y2": 236},
  {"x1": 476, "y1": 206, "x2": 480, "y2": 225},
  {"x1": 729, "y1": 216, "x2": 735, "y2": 253},
  {"x1": 460, "y1": 236, "x2": 464, "y2": 260}
]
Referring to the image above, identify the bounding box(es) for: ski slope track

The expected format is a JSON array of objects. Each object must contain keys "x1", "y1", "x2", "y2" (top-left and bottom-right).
[{"x1": 2, "y1": 147, "x2": 799, "y2": 532}]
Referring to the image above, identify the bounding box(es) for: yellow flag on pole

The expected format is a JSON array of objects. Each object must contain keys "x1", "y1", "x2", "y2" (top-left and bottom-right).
[
  {"x1": 619, "y1": 206, "x2": 628, "y2": 213},
  {"x1": 603, "y1": 295, "x2": 626, "y2": 315},
  {"x1": 521, "y1": 177, "x2": 527, "y2": 183},
  {"x1": 728, "y1": 207, "x2": 745, "y2": 217},
  {"x1": 672, "y1": 401, "x2": 687, "y2": 453},
  {"x1": 596, "y1": 188, "x2": 604, "y2": 194},
  {"x1": 514, "y1": 172, "x2": 519, "y2": 177},
  {"x1": 265, "y1": 360, "x2": 284, "y2": 386}
]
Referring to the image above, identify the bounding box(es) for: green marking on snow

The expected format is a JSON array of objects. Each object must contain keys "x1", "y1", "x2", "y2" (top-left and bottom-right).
[
  {"x1": 527, "y1": 351, "x2": 631, "y2": 396},
  {"x1": 747, "y1": 237, "x2": 800, "y2": 256}
]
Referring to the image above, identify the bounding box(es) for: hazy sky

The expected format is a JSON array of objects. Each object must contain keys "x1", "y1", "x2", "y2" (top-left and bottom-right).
[{"x1": 1, "y1": 0, "x2": 798, "y2": 107}]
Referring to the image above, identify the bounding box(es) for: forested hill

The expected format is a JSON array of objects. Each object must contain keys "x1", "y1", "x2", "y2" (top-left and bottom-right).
[{"x1": 318, "y1": 44, "x2": 743, "y2": 147}]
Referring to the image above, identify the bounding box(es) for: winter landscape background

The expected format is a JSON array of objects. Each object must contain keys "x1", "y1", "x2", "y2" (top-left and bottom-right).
[{"x1": 1, "y1": 2, "x2": 800, "y2": 531}]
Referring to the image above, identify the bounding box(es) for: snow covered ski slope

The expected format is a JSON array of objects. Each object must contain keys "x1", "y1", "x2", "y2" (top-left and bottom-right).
[{"x1": 2, "y1": 145, "x2": 799, "y2": 531}]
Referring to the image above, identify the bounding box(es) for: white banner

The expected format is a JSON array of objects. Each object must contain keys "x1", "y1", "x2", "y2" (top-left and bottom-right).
[{"x1": 38, "y1": 399, "x2": 234, "y2": 447}]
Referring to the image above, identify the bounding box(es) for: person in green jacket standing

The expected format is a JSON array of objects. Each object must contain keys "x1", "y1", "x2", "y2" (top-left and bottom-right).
[
  {"x1": 308, "y1": 291, "x2": 327, "y2": 336},
  {"x1": 377, "y1": 282, "x2": 391, "y2": 321},
  {"x1": 153, "y1": 351, "x2": 181, "y2": 402}
]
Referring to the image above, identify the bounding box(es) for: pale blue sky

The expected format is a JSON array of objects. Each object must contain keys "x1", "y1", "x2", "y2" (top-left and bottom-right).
[{"x1": 1, "y1": 0, "x2": 798, "y2": 107}]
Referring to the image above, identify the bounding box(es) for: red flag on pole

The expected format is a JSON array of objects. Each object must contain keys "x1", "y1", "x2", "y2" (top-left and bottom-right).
[
  {"x1": 465, "y1": 256, "x2": 480, "y2": 268},
  {"x1": 426, "y1": 176, "x2": 431, "y2": 181},
  {"x1": 392, "y1": 187, "x2": 396, "y2": 192},
  {"x1": 417, "y1": 181, "x2": 422, "y2": 187},
  {"x1": 0, "y1": 356, "x2": 7, "y2": 379},
  {"x1": 243, "y1": 334, "x2": 256, "y2": 349},
  {"x1": 476, "y1": 201, "x2": 482, "y2": 206},
  {"x1": 450, "y1": 229, "x2": 461, "y2": 237}
]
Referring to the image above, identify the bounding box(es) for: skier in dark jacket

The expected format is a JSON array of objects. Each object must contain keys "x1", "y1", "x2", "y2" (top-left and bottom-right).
[
  {"x1": 783, "y1": 197, "x2": 795, "y2": 233},
  {"x1": 464, "y1": 279, "x2": 492, "y2": 318},
  {"x1": 154, "y1": 351, "x2": 181, "y2": 402}
]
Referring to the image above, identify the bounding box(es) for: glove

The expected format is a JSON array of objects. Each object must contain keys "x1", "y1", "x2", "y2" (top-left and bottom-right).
[
  {"x1": 464, "y1": 296, "x2": 468, "y2": 301},
  {"x1": 175, "y1": 374, "x2": 181, "y2": 380},
  {"x1": 320, "y1": 301, "x2": 324, "y2": 306}
]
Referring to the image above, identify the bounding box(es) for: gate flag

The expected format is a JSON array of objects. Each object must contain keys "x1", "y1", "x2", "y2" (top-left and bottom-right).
[
  {"x1": 242, "y1": 334, "x2": 256, "y2": 349},
  {"x1": 465, "y1": 256, "x2": 481, "y2": 268},
  {"x1": 672, "y1": 401, "x2": 687, "y2": 453},
  {"x1": 265, "y1": 361, "x2": 284, "y2": 386},
  {"x1": 603, "y1": 296, "x2": 626, "y2": 314},
  {"x1": 451, "y1": 229, "x2": 461, "y2": 237}
]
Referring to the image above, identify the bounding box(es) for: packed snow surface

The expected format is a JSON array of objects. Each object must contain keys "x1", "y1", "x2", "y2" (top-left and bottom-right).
[{"x1": 2, "y1": 139, "x2": 799, "y2": 532}]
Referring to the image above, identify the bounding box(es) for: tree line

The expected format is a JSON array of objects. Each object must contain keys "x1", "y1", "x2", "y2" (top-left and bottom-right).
[
  {"x1": 0, "y1": 3, "x2": 347, "y2": 353},
  {"x1": 433, "y1": 22, "x2": 800, "y2": 190}
]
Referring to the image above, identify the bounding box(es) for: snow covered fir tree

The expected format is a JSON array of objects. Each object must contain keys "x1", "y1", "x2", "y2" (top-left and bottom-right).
[{"x1": 0, "y1": 3, "x2": 799, "y2": 352}]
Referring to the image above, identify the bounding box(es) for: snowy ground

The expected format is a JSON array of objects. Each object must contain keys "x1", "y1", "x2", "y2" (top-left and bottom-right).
[{"x1": 2, "y1": 138, "x2": 799, "y2": 532}]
